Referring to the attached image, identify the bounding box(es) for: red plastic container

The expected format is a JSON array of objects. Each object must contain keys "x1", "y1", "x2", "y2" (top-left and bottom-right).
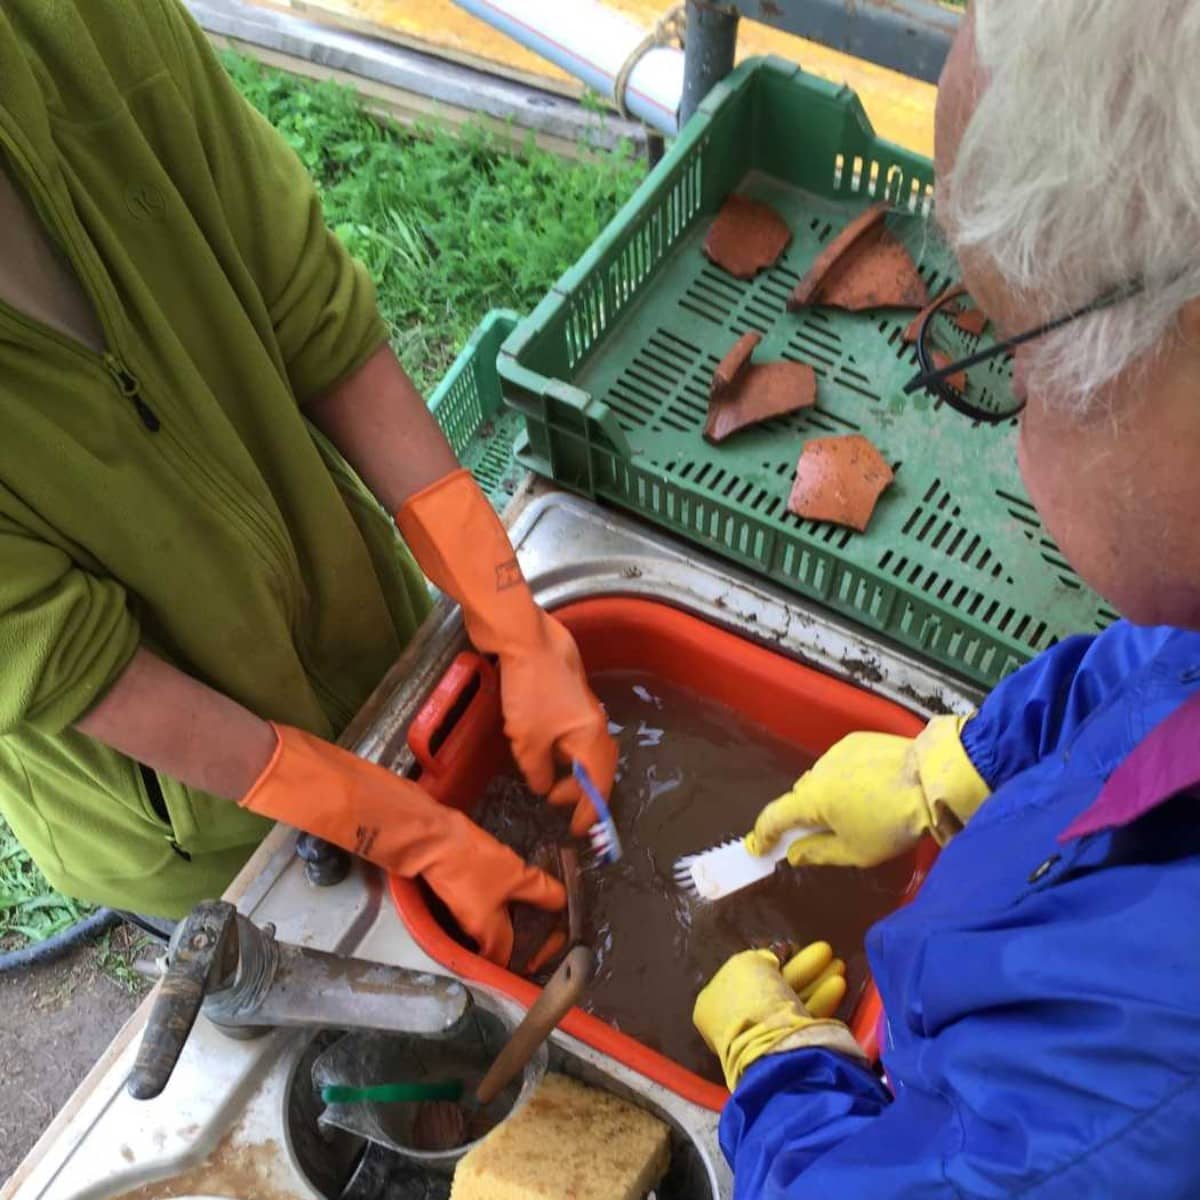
[{"x1": 390, "y1": 598, "x2": 933, "y2": 1112}]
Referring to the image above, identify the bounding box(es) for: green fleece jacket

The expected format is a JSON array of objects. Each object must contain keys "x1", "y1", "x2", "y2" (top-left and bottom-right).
[{"x1": 0, "y1": 0, "x2": 432, "y2": 915}]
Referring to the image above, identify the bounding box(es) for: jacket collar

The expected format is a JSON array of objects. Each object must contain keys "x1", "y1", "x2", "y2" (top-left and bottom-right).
[{"x1": 1060, "y1": 689, "x2": 1200, "y2": 841}]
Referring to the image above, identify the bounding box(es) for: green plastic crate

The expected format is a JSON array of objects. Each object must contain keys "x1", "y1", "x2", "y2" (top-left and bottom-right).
[
  {"x1": 499, "y1": 57, "x2": 1115, "y2": 687},
  {"x1": 429, "y1": 310, "x2": 527, "y2": 511}
]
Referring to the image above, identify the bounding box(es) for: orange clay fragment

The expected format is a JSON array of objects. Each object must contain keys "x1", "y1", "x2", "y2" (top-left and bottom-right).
[
  {"x1": 788, "y1": 434, "x2": 895, "y2": 532},
  {"x1": 790, "y1": 203, "x2": 889, "y2": 305},
  {"x1": 711, "y1": 332, "x2": 762, "y2": 398},
  {"x1": 953, "y1": 305, "x2": 989, "y2": 336},
  {"x1": 705, "y1": 363, "x2": 817, "y2": 443},
  {"x1": 930, "y1": 350, "x2": 968, "y2": 395},
  {"x1": 789, "y1": 201, "x2": 928, "y2": 313},
  {"x1": 903, "y1": 284, "x2": 990, "y2": 344},
  {"x1": 704, "y1": 195, "x2": 793, "y2": 280},
  {"x1": 705, "y1": 333, "x2": 816, "y2": 444},
  {"x1": 903, "y1": 284, "x2": 966, "y2": 345}
]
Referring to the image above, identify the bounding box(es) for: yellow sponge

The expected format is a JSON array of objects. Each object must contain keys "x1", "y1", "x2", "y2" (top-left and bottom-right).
[{"x1": 451, "y1": 1073, "x2": 671, "y2": 1200}]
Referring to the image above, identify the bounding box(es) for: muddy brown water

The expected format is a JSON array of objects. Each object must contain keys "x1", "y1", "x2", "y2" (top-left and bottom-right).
[{"x1": 472, "y1": 670, "x2": 917, "y2": 1085}]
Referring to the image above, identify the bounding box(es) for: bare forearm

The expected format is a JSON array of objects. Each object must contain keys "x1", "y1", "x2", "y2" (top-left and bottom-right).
[
  {"x1": 76, "y1": 649, "x2": 276, "y2": 800},
  {"x1": 77, "y1": 348, "x2": 455, "y2": 799},
  {"x1": 305, "y1": 343, "x2": 458, "y2": 513}
]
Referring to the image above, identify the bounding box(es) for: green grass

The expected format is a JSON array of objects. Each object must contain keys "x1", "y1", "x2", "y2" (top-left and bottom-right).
[
  {"x1": 95, "y1": 925, "x2": 157, "y2": 994},
  {"x1": 222, "y1": 53, "x2": 642, "y2": 392},
  {"x1": 0, "y1": 54, "x2": 642, "y2": 950},
  {"x1": 0, "y1": 821, "x2": 91, "y2": 951}
]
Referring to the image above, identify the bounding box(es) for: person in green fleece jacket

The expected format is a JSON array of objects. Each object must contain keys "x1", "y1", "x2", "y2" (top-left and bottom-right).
[{"x1": 0, "y1": 0, "x2": 618, "y2": 965}]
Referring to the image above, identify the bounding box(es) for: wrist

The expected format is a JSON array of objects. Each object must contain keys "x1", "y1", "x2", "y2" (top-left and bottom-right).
[
  {"x1": 230, "y1": 719, "x2": 282, "y2": 802},
  {"x1": 728, "y1": 1017, "x2": 864, "y2": 1091},
  {"x1": 770, "y1": 1019, "x2": 867, "y2": 1065},
  {"x1": 244, "y1": 716, "x2": 281, "y2": 780},
  {"x1": 915, "y1": 713, "x2": 990, "y2": 841}
]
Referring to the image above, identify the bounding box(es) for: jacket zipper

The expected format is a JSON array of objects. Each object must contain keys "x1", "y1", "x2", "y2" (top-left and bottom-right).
[
  {"x1": 0, "y1": 125, "x2": 302, "y2": 609},
  {"x1": 1, "y1": 287, "x2": 347, "y2": 707},
  {"x1": 0, "y1": 290, "x2": 161, "y2": 435},
  {"x1": 0, "y1": 129, "x2": 158, "y2": 434},
  {"x1": 0, "y1": 297, "x2": 303, "y2": 609},
  {"x1": 1, "y1": 122, "x2": 358, "y2": 717},
  {"x1": 103, "y1": 354, "x2": 159, "y2": 432}
]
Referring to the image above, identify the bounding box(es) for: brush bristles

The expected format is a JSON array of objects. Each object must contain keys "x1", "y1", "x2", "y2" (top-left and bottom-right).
[
  {"x1": 586, "y1": 821, "x2": 622, "y2": 867},
  {"x1": 672, "y1": 859, "x2": 699, "y2": 895}
]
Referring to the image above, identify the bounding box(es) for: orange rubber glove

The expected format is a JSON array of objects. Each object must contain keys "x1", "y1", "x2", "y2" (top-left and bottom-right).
[
  {"x1": 396, "y1": 469, "x2": 618, "y2": 836},
  {"x1": 240, "y1": 724, "x2": 565, "y2": 965}
]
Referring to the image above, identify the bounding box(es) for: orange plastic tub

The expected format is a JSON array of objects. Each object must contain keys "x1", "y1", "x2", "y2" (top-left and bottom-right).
[{"x1": 389, "y1": 598, "x2": 933, "y2": 1112}]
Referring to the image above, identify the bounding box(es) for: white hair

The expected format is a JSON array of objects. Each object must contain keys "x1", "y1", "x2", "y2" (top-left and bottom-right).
[{"x1": 944, "y1": 0, "x2": 1200, "y2": 413}]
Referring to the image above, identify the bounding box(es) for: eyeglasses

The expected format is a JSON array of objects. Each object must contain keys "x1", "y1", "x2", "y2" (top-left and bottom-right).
[{"x1": 902, "y1": 281, "x2": 1145, "y2": 424}]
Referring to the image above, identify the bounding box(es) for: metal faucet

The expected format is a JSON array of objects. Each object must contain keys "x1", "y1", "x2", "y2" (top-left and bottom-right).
[{"x1": 127, "y1": 899, "x2": 471, "y2": 1100}]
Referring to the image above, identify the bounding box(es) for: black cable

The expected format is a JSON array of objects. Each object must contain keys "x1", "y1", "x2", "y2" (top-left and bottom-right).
[{"x1": 115, "y1": 911, "x2": 177, "y2": 943}]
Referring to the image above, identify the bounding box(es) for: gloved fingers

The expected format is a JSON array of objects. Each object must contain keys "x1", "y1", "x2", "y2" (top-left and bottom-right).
[
  {"x1": 546, "y1": 776, "x2": 599, "y2": 839},
  {"x1": 469, "y1": 906, "x2": 516, "y2": 967},
  {"x1": 511, "y1": 724, "x2": 617, "y2": 841},
  {"x1": 554, "y1": 726, "x2": 619, "y2": 837},
  {"x1": 745, "y1": 780, "x2": 820, "y2": 856},
  {"x1": 462, "y1": 864, "x2": 563, "y2": 966},
  {"x1": 796, "y1": 955, "x2": 854, "y2": 1012},
  {"x1": 779, "y1": 941, "x2": 833, "y2": 992},
  {"x1": 695, "y1": 948, "x2": 834, "y2": 1092},
  {"x1": 524, "y1": 929, "x2": 568, "y2": 975},
  {"x1": 547, "y1": 772, "x2": 585, "y2": 810},
  {"x1": 510, "y1": 732, "x2": 559, "y2": 799},
  {"x1": 802, "y1": 974, "x2": 847, "y2": 1020},
  {"x1": 506, "y1": 865, "x2": 567, "y2": 913},
  {"x1": 784, "y1": 832, "x2": 866, "y2": 869},
  {"x1": 569, "y1": 801, "x2": 593, "y2": 840},
  {"x1": 796, "y1": 958, "x2": 846, "y2": 1005}
]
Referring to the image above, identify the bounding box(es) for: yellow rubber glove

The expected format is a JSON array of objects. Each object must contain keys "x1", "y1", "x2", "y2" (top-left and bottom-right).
[
  {"x1": 745, "y1": 714, "x2": 989, "y2": 868},
  {"x1": 396, "y1": 470, "x2": 618, "y2": 836},
  {"x1": 694, "y1": 943, "x2": 865, "y2": 1091}
]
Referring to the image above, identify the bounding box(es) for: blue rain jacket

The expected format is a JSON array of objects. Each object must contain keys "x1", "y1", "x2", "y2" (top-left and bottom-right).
[{"x1": 722, "y1": 621, "x2": 1200, "y2": 1197}]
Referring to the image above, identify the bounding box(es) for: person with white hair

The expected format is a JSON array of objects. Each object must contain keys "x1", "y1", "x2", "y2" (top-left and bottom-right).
[{"x1": 693, "y1": 3, "x2": 1200, "y2": 1194}]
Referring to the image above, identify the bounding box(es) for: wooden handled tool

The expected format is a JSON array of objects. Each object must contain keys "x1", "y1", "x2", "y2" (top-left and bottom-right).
[
  {"x1": 412, "y1": 946, "x2": 593, "y2": 1153},
  {"x1": 476, "y1": 945, "x2": 591, "y2": 1105}
]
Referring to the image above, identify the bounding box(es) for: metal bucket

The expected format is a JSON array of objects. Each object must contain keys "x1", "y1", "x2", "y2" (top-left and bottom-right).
[{"x1": 312, "y1": 989, "x2": 546, "y2": 1173}]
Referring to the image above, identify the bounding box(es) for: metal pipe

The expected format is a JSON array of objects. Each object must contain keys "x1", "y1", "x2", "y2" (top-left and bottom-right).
[
  {"x1": 727, "y1": 0, "x2": 958, "y2": 85},
  {"x1": 207, "y1": 935, "x2": 472, "y2": 1036},
  {"x1": 188, "y1": 0, "x2": 648, "y2": 158},
  {"x1": 680, "y1": 1, "x2": 739, "y2": 125},
  {"x1": 451, "y1": 0, "x2": 684, "y2": 134},
  {"x1": 128, "y1": 903, "x2": 472, "y2": 1099}
]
